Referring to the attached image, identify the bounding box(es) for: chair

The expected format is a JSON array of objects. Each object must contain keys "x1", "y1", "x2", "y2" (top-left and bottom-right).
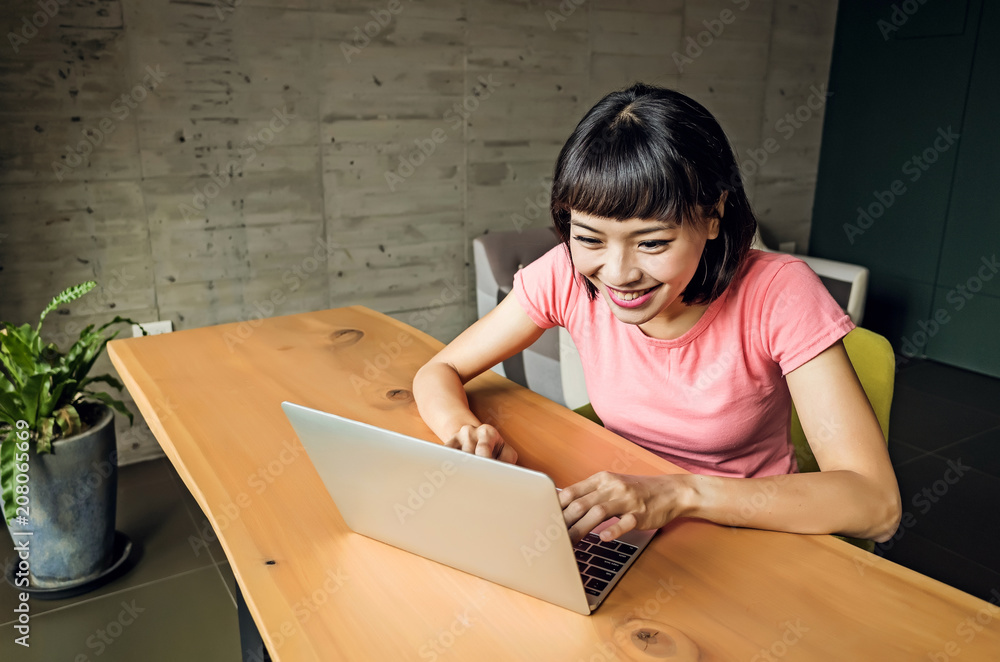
[
  {"x1": 751, "y1": 230, "x2": 869, "y2": 325},
  {"x1": 791, "y1": 326, "x2": 894, "y2": 552},
  {"x1": 572, "y1": 326, "x2": 895, "y2": 552},
  {"x1": 471, "y1": 227, "x2": 565, "y2": 405},
  {"x1": 790, "y1": 326, "x2": 895, "y2": 474}
]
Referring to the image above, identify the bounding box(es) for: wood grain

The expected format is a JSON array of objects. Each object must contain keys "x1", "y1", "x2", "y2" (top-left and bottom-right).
[{"x1": 108, "y1": 306, "x2": 1000, "y2": 661}]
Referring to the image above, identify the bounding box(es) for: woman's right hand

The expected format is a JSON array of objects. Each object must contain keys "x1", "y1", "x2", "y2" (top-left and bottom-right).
[{"x1": 444, "y1": 423, "x2": 518, "y2": 464}]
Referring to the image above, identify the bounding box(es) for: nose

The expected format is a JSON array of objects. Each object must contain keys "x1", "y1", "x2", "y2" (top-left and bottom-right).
[{"x1": 601, "y1": 244, "x2": 642, "y2": 288}]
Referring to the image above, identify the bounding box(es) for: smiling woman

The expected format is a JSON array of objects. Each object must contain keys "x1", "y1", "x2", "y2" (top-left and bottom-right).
[{"x1": 412, "y1": 83, "x2": 902, "y2": 548}]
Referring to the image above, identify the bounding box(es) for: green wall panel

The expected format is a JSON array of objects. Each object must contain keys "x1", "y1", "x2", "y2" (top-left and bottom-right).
[
  {"x1": 924, "y1": 288, "x2": 1000, "y2": 377},
  {"x1": 810, "y1": 0, "x2": 1000, "y2": 377},
  {"x1": 863, "y1": 271, "x2": 936, "y2": 361},
  {"x1": 934, "y1": 0, "x2": 1000, "y2": 300},
  {"x1": 811, "y1": 0, "x2": 978, "y2": 284}
]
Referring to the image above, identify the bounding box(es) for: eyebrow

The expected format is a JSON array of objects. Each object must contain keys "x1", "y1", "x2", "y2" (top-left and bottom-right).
[{"x1": 570, "y1": 220, "x2": 678, "y2": 236}]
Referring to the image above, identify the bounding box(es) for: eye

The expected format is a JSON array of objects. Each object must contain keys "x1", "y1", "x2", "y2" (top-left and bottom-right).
[
  {"x1": 639, "y1": 240, "x2": 671, "y2": 249},
  {"x1": 573, "y1": 235, "x2": 601, "y2": 245}
]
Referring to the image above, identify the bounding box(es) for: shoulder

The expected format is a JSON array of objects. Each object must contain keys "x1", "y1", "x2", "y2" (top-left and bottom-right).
[
  {"x1": 729, "y1": 249, "x2": 822, "y2": 302},
  {"x1": 513, "y1": 242, "x2": 588, "y2": 329},
  {"x1": 517, "y1": 243, "x2": 580, "y2": 286}
]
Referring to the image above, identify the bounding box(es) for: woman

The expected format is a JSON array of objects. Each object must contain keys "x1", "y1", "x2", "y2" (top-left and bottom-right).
[{"x1": 412, "y1": 83, "x2": 901, "y2": 546}]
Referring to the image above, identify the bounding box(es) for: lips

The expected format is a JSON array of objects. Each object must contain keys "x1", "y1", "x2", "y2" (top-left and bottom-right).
[{"x1": 606, "y1": 284, "x2": 661, "y2": 308}]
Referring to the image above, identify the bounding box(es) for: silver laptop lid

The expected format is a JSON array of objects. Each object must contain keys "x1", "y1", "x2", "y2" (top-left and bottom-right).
[{"x1": 281, "y1": 402, "x2": 592, "y2": 615}]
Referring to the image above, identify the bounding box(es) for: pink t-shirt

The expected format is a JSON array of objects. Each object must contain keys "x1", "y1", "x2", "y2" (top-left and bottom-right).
[{"x1": 512, "y1": 246, "x2": 855, "y2": 478}]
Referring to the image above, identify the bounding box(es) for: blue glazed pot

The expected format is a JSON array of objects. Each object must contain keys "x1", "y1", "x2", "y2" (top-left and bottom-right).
[{"x1": 5, "y1": 403, "x2": 117, "y2": 589}]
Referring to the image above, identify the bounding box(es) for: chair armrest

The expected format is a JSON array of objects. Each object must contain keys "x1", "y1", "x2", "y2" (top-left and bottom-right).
[{"x1": 792, "y1": 253, "x2": 869, "y2": 326}]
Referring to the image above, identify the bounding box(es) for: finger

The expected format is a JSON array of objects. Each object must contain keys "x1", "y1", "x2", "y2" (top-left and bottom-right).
[
  {"x1": 599, "y1": 512, "x2": 637, "y2": 542},
  {"x1": 498, "y1": 442, "x2": 518, "y2": 464},
  {"x1": 558, "y1": 474, "x2": 601, "y2": 508},
  {"x1": 561, "y1": 490, "x2": 598, "y2": 528},
  {"x1": 472, "y1": 426, "x2": 500, "y2": 459},
  {"x1": 447, "y1": 425, "x2": 479, "y2": 454},
  {"x1": 567, "y1": 503, "x2": 616, "y2": 545}
]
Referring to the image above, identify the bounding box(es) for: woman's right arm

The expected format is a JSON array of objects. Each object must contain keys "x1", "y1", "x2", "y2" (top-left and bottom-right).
[{"x1": 412, "y1": 292, "x2": 547, "y2": 462}]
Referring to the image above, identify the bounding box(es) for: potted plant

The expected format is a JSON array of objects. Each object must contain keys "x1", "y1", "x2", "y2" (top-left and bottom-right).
[{"x1": 0, "y1": 280, "x2": 145, "y2": 594}]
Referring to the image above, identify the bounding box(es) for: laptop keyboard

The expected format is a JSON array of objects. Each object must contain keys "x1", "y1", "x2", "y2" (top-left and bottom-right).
[{"x1": 574, "y1": 532, "x2": 639, "y2": 596}]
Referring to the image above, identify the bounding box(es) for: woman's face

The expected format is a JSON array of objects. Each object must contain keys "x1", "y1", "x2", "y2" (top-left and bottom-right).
[{"x1": 568, "y1": 205, "x2": 720, "y2": 335}]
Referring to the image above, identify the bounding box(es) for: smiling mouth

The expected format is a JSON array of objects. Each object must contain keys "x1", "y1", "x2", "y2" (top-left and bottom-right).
[
  {"x1": 608, "y1": 286, "x2": 656, "y2": 301},
  {"x1": 605, "y1": 284, "x2": 661, "y2": 307}
]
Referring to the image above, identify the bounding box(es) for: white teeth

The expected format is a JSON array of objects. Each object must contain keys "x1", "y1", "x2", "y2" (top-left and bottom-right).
[{"x1": 613, "y1": 287, "x2": 651, "y2": 302}]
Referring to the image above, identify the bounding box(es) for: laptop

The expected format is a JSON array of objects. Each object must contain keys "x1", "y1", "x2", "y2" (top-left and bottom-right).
[{"x1": 281, "y1": 402, "x2": 657, "y2": 615}]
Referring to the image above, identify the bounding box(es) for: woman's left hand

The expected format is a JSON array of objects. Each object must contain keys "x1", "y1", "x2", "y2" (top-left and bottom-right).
[{"x1": 558, "y1": 472, "x2": 694, "y2": 545}]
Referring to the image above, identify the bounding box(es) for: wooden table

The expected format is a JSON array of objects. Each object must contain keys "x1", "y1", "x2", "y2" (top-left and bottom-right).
[{"x1": 108, "y1": 306, "x2": 1000, "y2": 661}]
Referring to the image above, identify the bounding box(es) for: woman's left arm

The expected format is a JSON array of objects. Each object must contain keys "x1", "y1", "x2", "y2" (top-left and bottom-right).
[{"x1": 560, "y1": 340, "x2": 903, "y2": 544}]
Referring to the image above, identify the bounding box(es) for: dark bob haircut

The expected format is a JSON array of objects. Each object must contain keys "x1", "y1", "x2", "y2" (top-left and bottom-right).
[{"x1": 550, "y1": 82, "x2": 757, "y2": 305}]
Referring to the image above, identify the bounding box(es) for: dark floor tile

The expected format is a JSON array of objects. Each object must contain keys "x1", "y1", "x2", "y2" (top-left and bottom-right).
[
  {"x1": 876, "y1": 530, "x2": 1000, "y2": 603},
  {"x1": 166, "y1": 461, "x2": 229, "y2": 566},
  {"x1": 892, "y1": 454, "x2": 1000, "y2": 574},
  {"x1": 897, "y1": 359, "x2": 1000, "y2": 416},
  {"x1": 934, "y1": 426, "x2": 1000, "y2": 481},
  {"x1": 887, "y1": 439, "x2": 927, "y2": 467},
  {"x1": 889, "y1": 384, "x2": 1000, "y2": 452},
  {"x1": 217, "y1": 561, "x2": 238, "y2": 606},
  {"x1": 0, "y1": 565, "x2": 241, "y2": 662},
  {"x1": 0, "y1": 457, "x2": 214, "y2": 621}
]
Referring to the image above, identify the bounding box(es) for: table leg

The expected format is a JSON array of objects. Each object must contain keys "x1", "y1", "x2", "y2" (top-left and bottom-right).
[{"x1": 236, "y1": 580, "x2": 272, "y2": 662}]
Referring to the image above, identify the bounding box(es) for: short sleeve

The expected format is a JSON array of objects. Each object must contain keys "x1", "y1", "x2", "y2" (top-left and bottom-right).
[
  {"x1": 512, "y1": 244, "x2": 577, "y2": 330},
  {"x1": 760, "y1": 259, "x2": 856, "y2": 375}
]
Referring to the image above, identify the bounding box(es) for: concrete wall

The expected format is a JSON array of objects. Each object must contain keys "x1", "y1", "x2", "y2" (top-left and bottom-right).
[{"x1": 0, "y1": 0, "x2": 837, "y2": 463}]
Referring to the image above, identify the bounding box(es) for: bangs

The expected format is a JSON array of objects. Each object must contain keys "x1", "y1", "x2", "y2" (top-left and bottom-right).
[
  {"x1": 549, "y1": 83, "x2": 757, "y2": 306},
  {"x1": 552, "y1": 114, "x2": 702, "y2": 224}
]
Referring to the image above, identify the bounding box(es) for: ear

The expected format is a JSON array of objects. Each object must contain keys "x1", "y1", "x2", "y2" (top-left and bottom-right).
[
  {"x1": 714, "y1": 190, "x2": 728, "y2": 219},
  {"x1": 706, "y1": 191, "x2": 726, "y2": 240},
  {"x1": 706, "y1": 215, "x2": 720, "y2": 240}
]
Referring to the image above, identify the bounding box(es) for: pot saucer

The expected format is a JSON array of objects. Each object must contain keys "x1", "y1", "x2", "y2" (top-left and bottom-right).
[{"x1": 5, "y1": 530, "x2": 135, "y2": 600}]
